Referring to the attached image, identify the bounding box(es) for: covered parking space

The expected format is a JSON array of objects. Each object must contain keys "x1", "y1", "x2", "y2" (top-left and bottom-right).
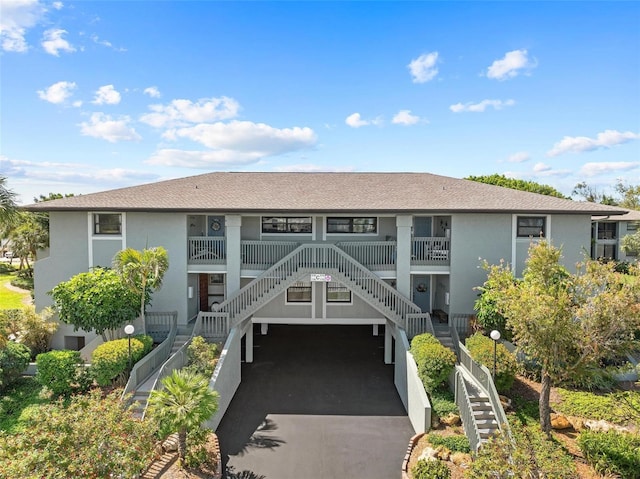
[{"x1": 215, "y1": 324, "x2": 414, "y2": 479}]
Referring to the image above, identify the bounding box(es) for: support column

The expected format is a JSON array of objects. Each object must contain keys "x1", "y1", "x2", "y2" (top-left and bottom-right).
[
  {"x1": 396, "y1": 215, "x2": 413, "y2": 300},
  {"x1": 225, "y1": 215, "x2": 242, "y2": 295},
  {"x1": 245, "y1": 323, "x2": 254, "y2": 363},
  {"x1": 385, "y1": 321, "x2": 393, "y2": 364}
]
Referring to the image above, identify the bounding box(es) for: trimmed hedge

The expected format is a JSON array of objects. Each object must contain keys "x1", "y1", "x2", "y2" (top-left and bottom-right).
[
  {"x1": 0, "y1": 342, "x2": 31, "y2": 391},
  {"x1": 578, "y1": 430, "x2": 640, "y2": 478},
  {"x1": 91, "y1": 335, "x2": 153, "y2": 386},
  {"x1": 410, "y1": 333, "x2": 457, "y2": 393},
  {"x1": 465, "y1": 332, "x2": 517, "y2": 393},
  {"x1": 35, "y1": 349, "x2": 90, "y2": 396}
]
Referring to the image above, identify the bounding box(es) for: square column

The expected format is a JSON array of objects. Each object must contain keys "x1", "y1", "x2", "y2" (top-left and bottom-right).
[
  {"x1": 225, "y1": 215, "x2": 242, "y2": 295},
  {"x1": 395, "y1": 215, "x2": 413, "y2": 300}
]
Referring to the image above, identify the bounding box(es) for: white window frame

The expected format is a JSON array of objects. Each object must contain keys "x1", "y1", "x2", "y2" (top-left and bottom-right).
[{"x1": 325, "y1": 281, "x2": 353, "y2": 305}]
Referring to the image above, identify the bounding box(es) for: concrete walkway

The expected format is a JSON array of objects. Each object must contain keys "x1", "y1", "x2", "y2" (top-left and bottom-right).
[{"x1": 215, "y1": 324, "x2": 414, "y2": 479}]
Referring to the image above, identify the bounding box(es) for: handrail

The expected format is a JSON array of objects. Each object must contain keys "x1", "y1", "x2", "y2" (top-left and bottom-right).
[
  {"x1": 213, "y1": 243, "x2": 422, "y2": 330},
  {"x1": 411, "y1": 237, "x2": 450, "y2": 265},
  {"x1": 449, "y1": 322, "x2": 461, "y2": 360},
  {"x1": 458, "y1": 342, "x2": 512, "y2": 444},
  {"x1": 335, "y1": 241, "x2": 396, "y2": 269},
  {"x1": 406, "y1": 312, "x2": 436, "y2": 338},
  {"x1": 455, "y1": 368, "x2": 482, "y2": 452},
  {"x1": 121, "y1": 312, "x2": 177, "y2": 401},
  {"x1": 141, "y1": 313, "x2": 204, "y2": 419}
]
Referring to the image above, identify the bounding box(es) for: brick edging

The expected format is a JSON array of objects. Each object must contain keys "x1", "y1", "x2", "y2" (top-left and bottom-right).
[{"x1": 401, "y1": 432, "x2": 425, "y2": 479}]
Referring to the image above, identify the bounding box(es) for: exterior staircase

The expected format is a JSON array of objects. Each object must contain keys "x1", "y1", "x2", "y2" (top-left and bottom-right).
[
  {"x1": 128, "y1": 324, "x2": 195, "y2": 418},
  {"x1": 428, "y1": 319, "x2": 504, "y2": 451}
]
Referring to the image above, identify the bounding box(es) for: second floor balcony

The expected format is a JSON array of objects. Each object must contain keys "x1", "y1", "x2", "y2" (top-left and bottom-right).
[{"x1": 188, "y1": 236, "x2": 450, "y2": 271}]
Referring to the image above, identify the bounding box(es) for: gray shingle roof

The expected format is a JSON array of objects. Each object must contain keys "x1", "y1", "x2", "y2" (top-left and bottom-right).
[{"x1": 23, "y1": 171, "x2": 628, "y2": 215}]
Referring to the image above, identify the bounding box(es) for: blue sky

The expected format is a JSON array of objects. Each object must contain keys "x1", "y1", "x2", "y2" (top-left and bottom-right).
[{"x1": 1, "y1": 1, "x2": 639, "y2": 205}]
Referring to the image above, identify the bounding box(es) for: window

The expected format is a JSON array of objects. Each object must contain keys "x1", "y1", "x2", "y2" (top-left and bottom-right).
[
  {"x1": 262, "y1": 217, "x2": 312, "y2": 234},
  {"x1": 286, "y1": 281, "x2": 312, "y2": 302},
  {"x1": 327, "y1": 217, "x2": 377, "y2": 234},
  {"x1": 596, "y1": 243, "x2": 617, "y2": 260},
  {"x1": 326, "y1": 282, "x2": 351, "y2": 303},
  {"x1": 627, "y1": 222, "x2": 639, "y2": 233},
  {"x1": 93, "y1": 213, "x2": 122, "y2": 235},
  {"x1": 597, "y1": 222, "x2": 617, "y2": 240},
  {"x1": 517, "y1": 216, "x2": 545, "y2": 238}
]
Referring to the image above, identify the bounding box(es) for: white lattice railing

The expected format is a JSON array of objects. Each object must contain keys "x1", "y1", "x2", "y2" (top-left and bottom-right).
[
  {"x1": 188, "y1": 237, "x2": 225, "y2": 264},
  {"x1": 335, "y1": 241, "x2": 397, "y2": 270},
  {"x1": 241, "y1": 240, "x2": 300, "y2": 269},
  {"x1": 411, "y1": 237, "x2": 450, "y2": 265}
]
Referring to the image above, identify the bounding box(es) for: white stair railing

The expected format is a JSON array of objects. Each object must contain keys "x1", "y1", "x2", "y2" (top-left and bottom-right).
[{"x1": 213, "y1": 243, "x2": 428, "y2": 331}]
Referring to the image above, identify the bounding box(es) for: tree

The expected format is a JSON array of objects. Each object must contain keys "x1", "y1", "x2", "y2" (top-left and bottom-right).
[
  {"x1": 0, "y1": 176, "x2": 18, "y2": 224},
  {"x1": 112, "y1": 247, "x2": 169, "y2": 334},
  {"x1": 0, "y1": 306, "x2": 57, "y2": 357},
  {"x1": 572, "y1": 181, "x2": 617, "y2": 205},
  {"x1": 482, "y1": 241, "x2": 640, "y2": 433},
  {"x1": 466, "y1": 174, "x2": 569, "y2": 199},
  {"x1": 8, "y1": 212, "x2": 48, "y2": 271},
  {"x1": 147, "y1": 369, "x2": 219, "y2": 466},
  {"x1": 49, "y1": 267, "x2": 140, "y2": 340},
  {"x1": 615, "y1": 181, "x2": 640, "y2": 210}
]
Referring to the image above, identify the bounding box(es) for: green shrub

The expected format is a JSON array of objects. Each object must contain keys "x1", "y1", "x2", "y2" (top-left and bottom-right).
[
  {"x1": 410, "y1": 333, "x2": 457, "y2": 393},
  {"x1": 465, "y1": 332, "x2": 517, "y2": 393},
  {"x1": 0, "y1": 342, "x2": 30, "y2": 391},
  {"x1": 91, "y1": 335, "x2": 151, "y2": 386},
  {"x1": 427, "y1": 433, "x2": 470, "y2": 453},
  {"x1": 578, "y1": 430, "x2": 640, "y2": 479},
  {"x1": 411, "y1": 459, "x2": 451, "y2": 479},
  {"x1": 554, "y1": 389, "x2": 639, "y2": 425},
  {"x1": 0, "y1": 389, "x2": 157, "y2": 478},
  {"x1": 185, "y1": 336, "x2": 221, "y2": 378},
  {"x1": 430, "y1": 388, "x2": 458, "y2": 418},
  {"x1": 0, "y1": 307, "x2": 58, "y2": 359},
  {"x1": 35, "y1": 349, "x2": 90, "y2": 396}
]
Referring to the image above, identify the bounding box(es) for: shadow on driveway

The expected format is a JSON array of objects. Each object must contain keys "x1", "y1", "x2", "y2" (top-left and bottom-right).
[{"x1": 216, "y1": 324, "x2": 414, "y2": 479}]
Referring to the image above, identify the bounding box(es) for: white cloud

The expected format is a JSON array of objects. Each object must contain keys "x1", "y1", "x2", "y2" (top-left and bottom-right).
[
  {"x1": 52, "y1": 2, "x2": 63, "y2": 9},
  {"x1": 164, "y1": 120, "x2": 316, "y2": 153},
  {"x1": 140, "y1": 97, "x2": 240, "y2": 128},
  {"x1": 408, "y1": 52, "x2": 439, "y2": 83},
  {"x1": 0, "y1": 0, "x2": 46, "y2": 52},
  {"x1": 507, "y1": 152, "x2": 530, "y2": 163},
  {"x1": 533, "y1": 162, "x2": 552, "y2": 173},
  {"x1": 144, "y1": 86, "x2": 161, "y2": 98},
  {"x1": 146, "y1": 149, "x2": 263, "y2": 168},
  {"x1": 547, "y1": 130, "x2": 640, "y2": 157},
  {"x1": 392, "y1": 110, "x2": 421, "y2": 126},
  {"x1": 486, "y1": 49, "x2": 536, "y2": 80},
  {"x1": 579, "y1": 162, "x2": 640, "y2": 177},
  {"x1": 345, "y1": 112, "x2": 382, "y2": 128},
  {"x1": 79, "y1": 113, "x2": 141, "y2": 142},
  {"x1": 450, "y1": 99, "x2": 515, "y2": 113},
  {"x1": 37, "y1": 80, "x2": 76, "y2": 104},
  {"x1": 41, "y1": 28, "x2": 75, "y2": 56},
  {"x1": 92, "y1": 84, "x2": 121, "y2": 105}
]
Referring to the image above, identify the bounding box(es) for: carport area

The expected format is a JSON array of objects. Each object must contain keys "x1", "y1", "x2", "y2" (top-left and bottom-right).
[{"x1": 215, "y1": 324, "x2": 414, "y2": 479}]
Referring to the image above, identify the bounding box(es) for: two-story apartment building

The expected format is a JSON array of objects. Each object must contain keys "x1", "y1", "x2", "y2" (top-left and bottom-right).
[
  {"x1": 25, "y1": 172, "x2": 625, "y2": 351},
  {"x1": 592, "y1": 209, "x2": 640, "y2": 262}
]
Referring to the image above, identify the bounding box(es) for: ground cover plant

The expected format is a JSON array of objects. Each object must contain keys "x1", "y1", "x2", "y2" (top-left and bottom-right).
[
  {"x1": 0, "y1": 388, "x2": 157, "y2": 478},
  {"x1": 0, "y1": 376, "x2": 48, "y2": 434}
]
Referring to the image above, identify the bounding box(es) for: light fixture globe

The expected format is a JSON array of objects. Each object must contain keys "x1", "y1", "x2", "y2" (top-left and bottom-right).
[
  {"x1": 124, "y1": 324, "x2": 135, "y2": 335},
  {"x1": 490, "y1": 329, "x2": 501, "y2": 341}
]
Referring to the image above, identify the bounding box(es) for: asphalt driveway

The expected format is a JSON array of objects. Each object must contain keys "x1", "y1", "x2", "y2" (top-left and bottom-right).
[{"x1": 215, "y1": 324, "x2": 414, "y2": 479}]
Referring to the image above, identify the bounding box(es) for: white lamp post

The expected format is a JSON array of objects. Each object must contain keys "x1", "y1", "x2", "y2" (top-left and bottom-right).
[
  {"x1": 490, "y1": 329, "x2": 501, "y2": 380},
  {"x1": 124, "y1": 324, "x2": 135, "y2": 375}
]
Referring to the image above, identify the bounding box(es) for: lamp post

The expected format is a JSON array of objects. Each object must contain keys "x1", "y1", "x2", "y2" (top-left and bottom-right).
[
  {"x1": 490, "y1": 330, "x2": 501, "y2": 380},
  {"x1": 124, "y1": 324, "x2": 135, "y2": 376}
]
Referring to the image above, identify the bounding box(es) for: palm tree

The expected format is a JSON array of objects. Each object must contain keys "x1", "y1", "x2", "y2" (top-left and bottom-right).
[
  {"x1": 112, "y1": 247, "x2": 169, "y2": 334},
  {"x1": 0, "y1": 176, "x2": 17, "y2": 223},
  {"x1": 147, "y1": 369, "x2": 219, "y2": 465}
]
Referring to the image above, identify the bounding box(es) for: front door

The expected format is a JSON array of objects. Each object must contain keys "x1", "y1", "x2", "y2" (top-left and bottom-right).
[
  {"x1": 413, "y1": 275, "x2": 430, "y2": 313},
  {"x1": 199, "y1": 273, "x2": 209, "y2": 312},
  {"x1": 414, "y1": 217, "x2": 432, "y2": 237}
]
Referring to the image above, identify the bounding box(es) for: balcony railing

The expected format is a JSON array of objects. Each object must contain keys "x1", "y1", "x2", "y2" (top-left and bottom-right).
[
  {"x1": 188, "y1": 236, "x2": 451, "y2": 268},
  {"x1": 411, "y1": 237, "x2": 450, "y2": 266},
  {"x1": 188, "y1": 237, "x2": 225, "y2": 264},
  {"x1": 241, "y1": 240, "x2": 299, "y2": 269}
]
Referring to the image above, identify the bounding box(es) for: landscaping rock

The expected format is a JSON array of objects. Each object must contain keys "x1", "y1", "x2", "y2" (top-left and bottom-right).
[
  {"x1": 550, "y1": 413, "x2": 572, "y2": 430},
  {"x1": 418, "y1": 446, "x2": 440, "y2": 462},
  {"x1": 440, "y1": 413, "x2": 461, "y2": 427},
  {"x1": 584, "y1": 419, "x2": 631, "y2": 433}
]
